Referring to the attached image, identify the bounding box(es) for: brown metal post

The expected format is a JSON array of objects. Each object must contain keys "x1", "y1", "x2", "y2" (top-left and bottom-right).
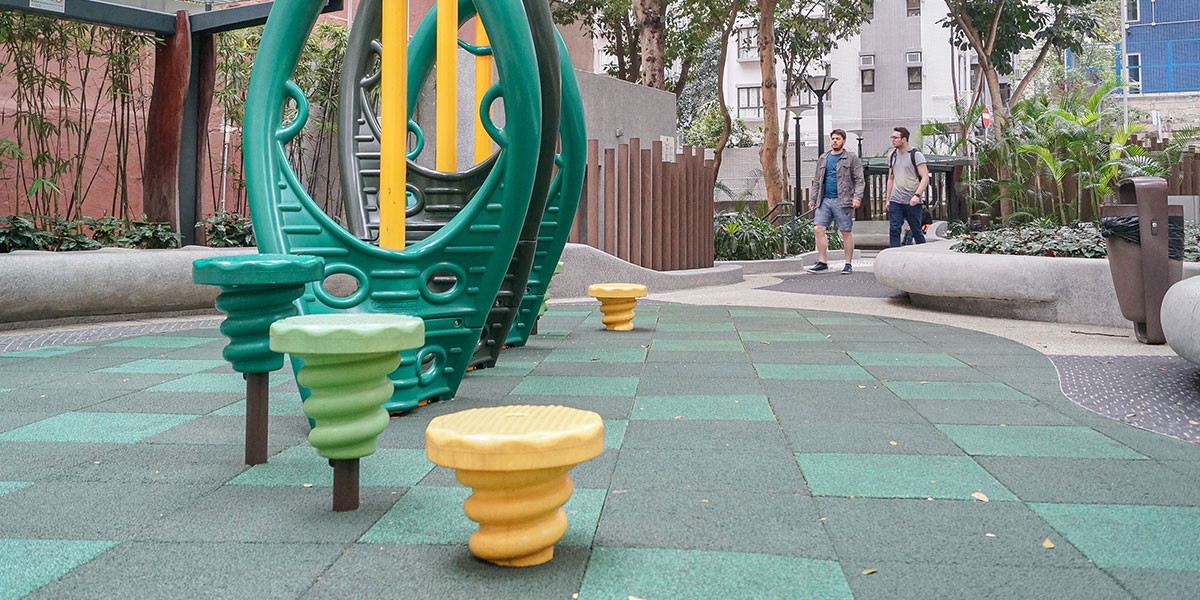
[
  {"x1": 641, "y1": 149, "x2": 654, "y2": 269},
  {"x1": 244, "y1": 372, "x2": 270, "y2": 465},
  {"x1": 193, "y1": 32, "x2": 216, "y2": 244},
  {"x1": 629, "y1": 138, "x2": 642, "y2": 266},
  {"x1": 604, "y1": 148, "x2": 616, "y2": 254},
  {"x1": 331, "y1": 458, "x2": 360, "y2": 511},
  {"x1": 586, "y1": 140, "x2": 599, "y2": 247},
  {"x1": 144, "y1": 12, "x2": 191, "y2": 233},
  {"x1": 617, "y1": 143, "x2": 630, "y2": 260}
]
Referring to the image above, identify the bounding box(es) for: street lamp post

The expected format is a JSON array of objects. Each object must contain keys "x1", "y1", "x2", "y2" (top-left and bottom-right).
[
  {"x1": 805, "y1": 75, "x2": 837, "y2": 156},
  {"x1": 845, "y1": 128, "x2": 865, "y2": 158},
  {"x1": 784, "y1": 103, "x2": 815, "y2": 219},
  {"x1": 845, "y1": 128, "x2": 867, "y2": 219}
]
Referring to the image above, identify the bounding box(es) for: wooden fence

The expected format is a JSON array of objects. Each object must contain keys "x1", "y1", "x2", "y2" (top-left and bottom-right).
[
  {"x1": 1129, "y1": 136, "x2": 1200, "y2": 195},
  {"x1": 568, "y1": 139, "x2": 715, "y2": 271}
]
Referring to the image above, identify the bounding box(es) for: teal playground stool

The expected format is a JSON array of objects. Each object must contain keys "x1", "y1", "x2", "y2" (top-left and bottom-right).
[{"x1": 192, "y1": 254, "x2": 324, "y2": 464}]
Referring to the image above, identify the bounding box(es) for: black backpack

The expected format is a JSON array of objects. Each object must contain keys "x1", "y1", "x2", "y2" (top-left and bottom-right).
[{"x1": 888, "y1": 148, "x2": 919, "y2": 170}]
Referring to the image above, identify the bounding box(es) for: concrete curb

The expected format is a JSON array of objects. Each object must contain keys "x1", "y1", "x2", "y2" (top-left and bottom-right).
[
  {"x1": 718, "y1": 249, "x2": 861, "y2": 275},
  {"x1": 0, "y1": 246, "x2": 254, "y2": 328},
  {"x1": 555, "y1": 243, "x2": 742, "y2": 298},
  {"x1": 874, "y1": 240, "x2": 1200, "y2": 328}
]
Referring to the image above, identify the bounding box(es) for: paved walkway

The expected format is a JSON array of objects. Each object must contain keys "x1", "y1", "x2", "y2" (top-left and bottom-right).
[{"x1": 2, "y1": 299, "x2": 1199, "y2": 599}]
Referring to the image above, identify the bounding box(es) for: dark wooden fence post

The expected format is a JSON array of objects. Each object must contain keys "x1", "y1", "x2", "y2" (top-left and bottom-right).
[
  {"x1": 652, "y1": 141, "x2": 664, "y2": 270},
  {"x1": 603, "y1": 147, "x2": 616, "y2": 253},
  {"x1": 629, "y1": 138, "x2": 642, "y2": 266},
  {"x1": 640, "y1": 148, "x2": 653, "y2": 268}
]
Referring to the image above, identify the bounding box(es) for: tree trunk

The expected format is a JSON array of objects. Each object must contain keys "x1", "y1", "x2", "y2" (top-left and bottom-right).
[
  {"x1": 711, "y1": 0, "x2": 741, "y2": 180},
  {"x1": 633, "y1": 0, "x2": 666, "y2": 89},
  {"x1": 756, "y1": 0, "x2": 785, "y2": 217}
]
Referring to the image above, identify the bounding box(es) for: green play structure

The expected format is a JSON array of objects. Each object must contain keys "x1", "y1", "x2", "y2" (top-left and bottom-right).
[{"x1": 243, "y1": 0, "x2": 584, "y2": 412}]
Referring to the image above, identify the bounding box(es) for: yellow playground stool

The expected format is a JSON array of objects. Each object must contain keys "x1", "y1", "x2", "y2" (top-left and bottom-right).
[
  {"x1": 425, "y1": 405, "x2": 604, "y2": 567},
  {"x1": 587, "y1": 283, "x2": 647, "y2": 331}
]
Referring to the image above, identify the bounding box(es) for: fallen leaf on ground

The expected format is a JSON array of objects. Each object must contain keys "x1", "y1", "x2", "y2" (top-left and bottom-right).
[
  {"x1": 1042, "y1": 538, "x2": 1055, "y2": 549},
  {"x1": 760, "y1": 341, "x2": 771, "y2": 345},
  {"x1": 701, "y1": 499, "x2": 710, "y2": 503},
  {"x1": 889, "y1": 441, "x2": 898, "y2": 446},
  {"x1": 611, "y1": 490, "x2": 627, "y2": 495},
  {"x1": 1190, "y1": 420, "x2": 1199, "y2": 425},
  {"x1": 861, "y1": 569, "x2": 878, "y2": 575},
  {"x1": 985, "y1": 533, "x2": 996, "y2": 538},
  {"x1": 971, "y1": 491, "x2": 990, "y2": 502},
  {"x1": 302, "y1": 483, "x2": 313, "y2": 488},
  {"x1": 919, "y1": 381, "x2": 929, "y2": 384},
  {"x1": 673, "y1": 416, "x2": 683, "y2": 420}
]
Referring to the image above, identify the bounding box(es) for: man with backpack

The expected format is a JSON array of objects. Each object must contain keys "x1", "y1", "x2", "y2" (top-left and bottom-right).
[
  {"x1": 884, "y1": 126, "x2": 931, "y2": 248},
  {"x1": 806, "y1": 129, "x2": 865, "y2": 274}
]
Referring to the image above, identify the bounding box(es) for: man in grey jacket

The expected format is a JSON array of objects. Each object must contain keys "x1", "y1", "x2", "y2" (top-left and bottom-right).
[{"x1": 806, "y1": 129, "x2": 865, "y2": 274}]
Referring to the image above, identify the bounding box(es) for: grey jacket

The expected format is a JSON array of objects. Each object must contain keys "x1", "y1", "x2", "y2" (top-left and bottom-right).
[{"x1": 809, "y1": 150, "x2": 865, "y2": 209}]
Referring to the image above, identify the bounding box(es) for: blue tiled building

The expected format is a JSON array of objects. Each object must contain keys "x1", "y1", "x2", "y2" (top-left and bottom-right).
[{"x1": 1123, "y1": 0, "x2": 1200, "y2": 93}]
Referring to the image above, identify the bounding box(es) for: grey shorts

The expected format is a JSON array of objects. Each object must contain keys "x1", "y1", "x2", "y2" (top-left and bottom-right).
[{"x1": 814, "y1": 201, "x2": 853, "y2": 232}]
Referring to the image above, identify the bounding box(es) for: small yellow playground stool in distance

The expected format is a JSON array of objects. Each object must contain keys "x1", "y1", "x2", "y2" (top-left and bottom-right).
[
  {"x1": 587, "y1": 283, "x2": 647, "y2": 331},
  {"x1": 425, "y1": 405, "x2": 604, "y2": 567}
]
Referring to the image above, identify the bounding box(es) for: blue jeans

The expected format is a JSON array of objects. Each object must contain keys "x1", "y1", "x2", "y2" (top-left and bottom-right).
[{"x1": 889, "y1": 202, "x2": 926, "y2": 248}]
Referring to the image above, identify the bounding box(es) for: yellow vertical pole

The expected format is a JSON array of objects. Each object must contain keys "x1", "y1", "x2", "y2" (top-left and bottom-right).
[
  {"x1": 380, "y1": 0, "x2": 408, "y2": 250},
  {"x1": 437, "y1": 0, "x2": 458, "y2": 172},
  {"x1": 474, "y1": 18, "x2": 492, "y2": 164}
]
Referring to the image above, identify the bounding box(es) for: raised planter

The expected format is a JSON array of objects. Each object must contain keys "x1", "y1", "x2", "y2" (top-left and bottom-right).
[
  {"x1": 873, "y1": 240, "x2": 1200, "y2": 328},
  {"x1": 1161, "y1": 277, "x2": 1200, "y2": 365},
  {"x1": 0, "y1": 246, "x2": 254, "y2": 329},
  {"x1": 554, "y1": 243, "x2": 742, "y2": 299}
]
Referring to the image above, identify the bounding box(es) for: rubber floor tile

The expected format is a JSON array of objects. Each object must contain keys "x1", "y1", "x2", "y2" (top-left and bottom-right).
[
  {"x1": 1028, "y1": 503, "x2": 1200, "y2": 571},
  {"x1": 1105, "y1": 568, "x2": 1200, "y2": 599},
  {"x1": 0, "y1": 412, "x2": 196, "y2": 443},
  {"x1": 936, "y1": 425, "x2": 1145, "y2": 459},
  {"x1": 975, "y1": 457, "x2": 1200, "y2": 505},
  {"x1": 541, "y1": 348, "x2": 647, "y2": 363},
  {"x1": 755, "y1": 363, "x2": 873, "y2": 380},
  {"x1": 739, "y1": 330, "x2": 830, "y2": 342},
  {"x1": 620, "y1": 420, "x2": 788, "y2": 450},
  {"x1": 593, "y1": 489, "x2": 836, "y2": 559},
  {"x1": 0, "y1": 539, "x2": 118, "y2": 599},
  {"x1": 641, "y1": 361, "x2": 758, "y2": 378},
  {"x1": 145, "y1": 372, "x2": 290, "y2": 393},
  {"x1": 604, "y1": 419, "x2": 627, "y2": 448},
  {"x1": 465, "y1": 361, "x2": 535, "y2": 377},
  {"x1": 0, "y1": 481, "x2": 212, "y2": 539},
  {"x1": 360, "y1": 486, "x2": 605, "y2": 547},
  {"x1": 847, "y1": 351, "x2": 968, "y2": 367},
  {"x1": 839, "y1": 561, "x2": 1133, "y2": 600},
  {"x1": 651, "y1": 339, "x2": 745, "y2": 352},
  {"x1": 816, "y1": 497, "x2": 1090, "y2": 567},
  {"x1": 634, "y1": 377, "x2": 763, "y2": 397},
  {"x1": 865, "y1": 366, "x2": 995, "y2": 383},
  {"x1": 25, "y1": 541, "x2": 344, "y2": 600},
  {"x1": 796, "y1": 453, "x2": 1017, "y2": 501},
  {"x1": 806, "y1": 316, "x2": 885, "y2": 326},
  {"x1": 631, "y1": 395, "x2": 774, "y2": 420},
  {"x1": 577, "y1": 547, "x2": 852, "y2": 600},
  {"x1": 104, "y1": 336, "x2": 213, "y2": 348},
  {"x1": 906, "y1": 397, "x2": 1080, "y2": 426},
  {"x1": 785, "y1": 423, "x2": 966, "y2": 455},
  {"x1": 0, "y1": 345, "x2": 94, "y2": 358},
  {"x1": 208, "y1": 390, "x2": 306, "y2": 417},
  {"x1": 301, "y1": 544, "x2": 589, "y2": 600},
  {"x1": 227, "y1": 446, "x2": 434, "y2": 488},
  {"x1": 0, "y1": 481, "x2": 32, "y2": 498},
  {"x1": 510, "y1": 376, "x2": 638, "y2": 397},
  {"x1": 655, "y1": 322, "x2": 736, "y2": 332},
  {"x1": 645, "y1": 350, "x2": 749, "y2": 363},
  {"x1": 611, "y1": 447, "x2": 807, "y2": 493},
  {"x1": 52, "y1": 443, "x2": 248, "y2": 485},
  {"x1": 728, "y1": 308, "x2": 800, "y2": 317},
  {"x1": 94, "y1": 359, "x2": 226, "y2": 374},
  {"x1": 886, "y1": 381, "x2": 1032, "y2": 401}
]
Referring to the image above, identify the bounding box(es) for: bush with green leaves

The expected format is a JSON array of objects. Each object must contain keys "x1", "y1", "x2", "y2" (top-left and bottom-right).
[
  {"x1": 0, "y1": 213, "x2": 180, "y2": 252},
  {"x1": 952, "y1": 222, "x2": 1200, "y2": 261},
  {"x1": 714, "y1": 212, "x2": 839, "y2": 260},
  {"x1": 200, "y1": 211, "x2": 256, "y2": 247}
]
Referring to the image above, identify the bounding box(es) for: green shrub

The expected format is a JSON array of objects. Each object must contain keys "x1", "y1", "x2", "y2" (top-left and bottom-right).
[
  {"x1": 117, "y1": 216, "x2": 179, "y2": 249},
  {"x1": 0, "y1": 213, "x2": 54, "y2": 252},
  {"x1": 952, "y1": 223, "x2": 1200, "y2": 261},
  {"x1": 200, "y1": 211, "x2": 256, "y2": 247},
  {"x1": 714, "y1": 212, "x2": 839, "y2": 261},
  {"x1": 0, "y1": 213, "x2": 179, "y2": 252}
]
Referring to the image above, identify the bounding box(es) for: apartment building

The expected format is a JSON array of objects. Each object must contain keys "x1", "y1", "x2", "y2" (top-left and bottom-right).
[{"x1": 722, "y1": 0, "x2": 974, "y2": 158}]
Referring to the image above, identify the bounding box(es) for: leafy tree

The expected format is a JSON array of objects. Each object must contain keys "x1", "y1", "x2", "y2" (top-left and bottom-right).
[{"x1": 686, "y1": 101, "x2": 758, "y2": 148}]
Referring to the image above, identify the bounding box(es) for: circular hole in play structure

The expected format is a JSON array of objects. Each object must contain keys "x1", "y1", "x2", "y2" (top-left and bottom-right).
[
  {"x1": 322, "y1": 273, "x2": 360, "y2": 298},
  {"x1": 420, "y1": 352, "x2": 437, "y2": 376},
  {"x1": 426, "y1": 271, "x2": 458, "y2": 295}
]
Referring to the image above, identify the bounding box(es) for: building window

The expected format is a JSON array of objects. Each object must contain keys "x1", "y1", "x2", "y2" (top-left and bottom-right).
[
  {"x1": 737, "y1": 86, "x2": 762, "y2": 119},
  {"x1": 906, "y1": 0, "x2": 920, "y2": 17},
  {"x1": 906, "y1": 51, "x2": 922, "y2": 64},
  {"x1": 1125, "y1": 0, "x2": 1139, "y2": 22},
  {"x1": 861, "y1": 69, "x2": 875, "y2": 93},
  {"x1": 860, "y1": 54, "x2": 875, "y2": 67},
  {"x1": 1127, "y1": 52, "x2": 1141, "y2": 89},
  {"x1": 737, "y1": 27, "x2": 758, "y2": 60},
  {"x1": 907, "y1": 66, "x2": 922, "y2": 90}
]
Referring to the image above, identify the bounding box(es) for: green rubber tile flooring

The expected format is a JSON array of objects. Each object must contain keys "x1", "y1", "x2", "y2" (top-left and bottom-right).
[{"x1": 0, "y1": 305, "x2": 1197, "y2": 599}]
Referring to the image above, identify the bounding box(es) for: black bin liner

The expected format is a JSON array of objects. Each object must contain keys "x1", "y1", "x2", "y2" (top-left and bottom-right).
[{"x1": 1099, "y1": 215, "x2": 1185, "y2": 261}]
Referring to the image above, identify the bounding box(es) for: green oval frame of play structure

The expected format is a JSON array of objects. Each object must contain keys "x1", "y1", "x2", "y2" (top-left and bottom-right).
[
  {"x1": 338, "y1": 0, "x2": 586, "y2": 364},
  {"x1": 242, "y1": 0, "x2": 544, "y2": 412}
]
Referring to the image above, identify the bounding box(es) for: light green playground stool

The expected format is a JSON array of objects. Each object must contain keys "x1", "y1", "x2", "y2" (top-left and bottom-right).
[
  {"x1": 192, "y1": 253, "x2": 324, "y2": 465},
  {"x1": 270, "y1": 314, "x2": 424, "y2": 511}
]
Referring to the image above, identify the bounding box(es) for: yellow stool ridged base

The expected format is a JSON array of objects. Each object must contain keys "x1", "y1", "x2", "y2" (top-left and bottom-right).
[
  {"x1": 587, "y1": 283, "x2": 647, "y2": 331},
  {"x1": 425, "y1": 405, "x2": 604, "y2": 567}
]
